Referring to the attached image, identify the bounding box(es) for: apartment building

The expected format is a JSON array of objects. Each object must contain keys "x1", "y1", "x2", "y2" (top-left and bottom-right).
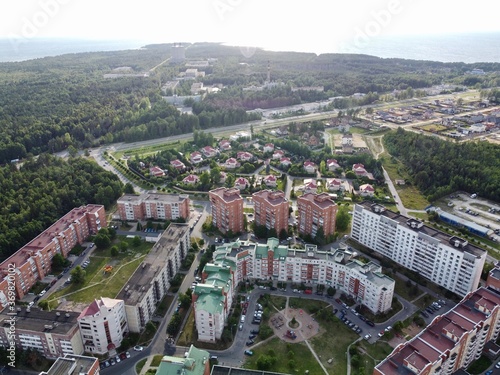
[
  {"x1": 486, "y1": 263, "x2": 500, "y2": 292},
  {"x1": 351, "y1": 202, "x2": 487, "y2": 297},
  {"x1": 193, "y1": 263, "x2": 235, "y2": 342},
  {"x1": 209, "y1": 238, "x2": 394, "y2": 315},
  {"x1": 157, "y1": 345, "x2": 210, "y2": 375},
  {"x1": 116, "y1": 223, "x2": 190, "y2": 332},
  {"x1": 209, "y1": 188, "x2": 244, "y2": 235},
  {"x1": 0, "y1": 307, "x2": 83, "y2": 359},
  {"x1": 0, "y1": 205, "x2": 106, "y2": 305},
  {"x1": 116, "y1": 192, "x2": 190, "y2": 221},
  {"x1": 77, "y1": 297, "x2": 128, "y2": 355},
  {"x1": 374, "y1": 287, "x2": 500, "y2": 375},
  {"x1": 252, "y1": 190, "x2": 289, "y2": 235},
  {"x1": 297, "y1": 193, "x2": 338, "y2": 239},
  {"x1": 40, "y1": 354, "x2": 100, "y2": 375}
]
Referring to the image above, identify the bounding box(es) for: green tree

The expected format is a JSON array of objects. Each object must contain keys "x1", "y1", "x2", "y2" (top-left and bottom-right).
[
  {"x1": 120, "y1": 241, "x2": 128, "y2": 252},
  {"x1": 111, "y1": 246, "x2": 119, "y2": 256},
  {"x1": 94, "y1": 233, "x2": 111, "y2": 249},
  {"x1": 70, "y1": 266, "x2": 86, "y2": 284},
  {"x1": 178, "y1": 293, "x2": 191, "y2": 308},
  {"x1": 210, "y1": 166, "x2": 221, "y2": 184},
  {"x1": 51, "y1": 253, "x2": 67, "y2": 272},
  {"x1": 124, "y1": 183, "x2": 135, "y2": 194},
  {"x1": 336, "y1": 206, "x2": 351, "y2": 232},
  {"x1": 132, "y1": 236, "x2": 142, "y2": 247},
  {"x1": 327, "y1": 286, "x2": 336, "y2": 296}
]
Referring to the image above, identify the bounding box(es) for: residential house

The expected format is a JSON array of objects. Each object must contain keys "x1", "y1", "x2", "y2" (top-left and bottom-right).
[
  {"x1": 170, "y1": 159, "x2": 185, "y2": 170},
  {"x1": 219, "y1": 140, "x2": 232, "y2": 151},
  {"x1": 201, "y1": 146, "x2": 217, "y2": 158},
  {"x1": 272, "y1": 150, "x2": 285, "y2": 160},
  {"x1": 237, "y1": 151, "x2": 253, "y2": 162},
  {"x1": 327, "y1": 159, "x2": 341, "y2": 172},
  {"x1": 263, "y1": 143, "x2": 274, "y2": 153},
  {"x1": 359, "y1": 184, "x2": 375, "y2": 197},
  {"x1": 327, "y1": 178, "x2": 343, "y2": 192},
  {"x1": 352, "y1": 163, "x2": 368, "y2": 177},
  {"x1": 190, "y1": 151, "x2": 203, "y2": 164},
  {"x1": 304, "y1": 180, "x2": 317, "y2": 194},
  {"x1": 224, "y1": 158, "x2": 240, "y2": 169},
  {"x1": 342, "y1": 134, "x2": 354, "y2": 153},
  {"x1": 183, "y1": 174, "x2": 200, "y2": 185},
  {"x1": 150, "y1": 166, "x2": 165, "y2": 177},
  {"x1": 303, "y1": 161, "x2": 317, "y2": 174},
  {"x1": 234, "y1": 177, "x2": 249, "y2": 190},
  {"x1": 280, "y1": 157, "x2": 291, "y2": 166},
  {"x1": 219, "y1": 171, "x2": 227, "y2": 184},
  {"x1": 263, "y1": 175, "x2": 277, "y2": 188}
]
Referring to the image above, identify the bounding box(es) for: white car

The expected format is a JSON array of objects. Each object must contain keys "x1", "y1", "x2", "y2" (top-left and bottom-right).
[
  {"x1": 133, "y1": 345, "x2": 144, "y2": 351},
  {"x1": 495, "y1": 362, "x2": 500, "y2": 369}
]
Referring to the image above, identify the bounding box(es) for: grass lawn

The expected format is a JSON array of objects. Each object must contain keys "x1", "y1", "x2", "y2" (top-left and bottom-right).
[
  {"x1": 136, "y1": 358, "x2": 147, "y2": 374},
  {"x1": 269, "y1": 295, "x2": 287, "y2": 311},
  {"x1": 407, "y1": 211, "x2": 428, "y2": 220},
  {"x1": 288, "y1": 297, "x2": 329, "y2": 314},
  {"x1": 411, "y1": 293, "x2": 434, "y2": 310},
  {"x1": 243, "y1": 337, "x2": 323, "y2": 374},
  {"x1": 47, "y1": 238, "x2": 153, "y2": 307},
  {"x1": 177, "y1": 309, "x2": 196, "y2": 347},
  {"x1": 356, "y1": 341, "x2": 394, "y2": 374},
  {"x1": 310, "y1": 315, "x2": 359, "y2": 374},
  {"x1": 380, "y1": 152, "x2": 429, "y2": 210},
  {"x1": 392, "y1": 274, "x2": 423, "y2": 302},
  {"x1": 150, "y1": 354, "x2": 164, "y2": 367}
]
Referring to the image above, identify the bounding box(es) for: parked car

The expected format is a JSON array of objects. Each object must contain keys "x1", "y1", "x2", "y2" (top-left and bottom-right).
[
  {"x1": 126, "y1": 351, "x2": 131, "y2": 358},
  {"x1": 244, "y1": 350, "x2": 254, "y2": 356},
  {"x1": 246, "y1": 340, "x2": 254, "y2": 346},
  {"x1": 134, "y1": 345, "x2": 144, "y2": 351},
  {"x1": 109, "y1": 358, "x2": 116, "y2": 366}
]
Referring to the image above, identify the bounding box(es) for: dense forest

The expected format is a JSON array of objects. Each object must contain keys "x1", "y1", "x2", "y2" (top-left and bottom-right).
[
  {"x1": 383, "y1": 128, "x2": 500, "y2": 201},
  {"x1": 0, "y1": 42, "x2": 499, "y2": 163},
  {"x1": 0, "y1": 155, "x2": 123, "y2": 261}
]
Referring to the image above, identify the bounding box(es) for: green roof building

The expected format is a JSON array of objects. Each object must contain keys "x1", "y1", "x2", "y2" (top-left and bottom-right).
[{"x1": 156, "y1": 344, "x2": 210, "y2": 375}]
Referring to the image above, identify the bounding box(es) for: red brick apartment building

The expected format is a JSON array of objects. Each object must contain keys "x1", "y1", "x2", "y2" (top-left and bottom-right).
[
  {"x1": 0, "y1": 205, "x2": 106, "y2": 305},
  {"x1": 252, "y1": 190, "x2": 289, "y2": 235},
  {"x1": 209, "y1": 187, "x2": 243, "y2": 234},
  {"x1": 297, "y1": 193, "x2": 337, "y2": 238},
  {"x1": 374, "y1": 287, "x2": 500, "y2": 375},
  {"x1": 117, "y1": 192, "x2": 190, "y2": 221}
]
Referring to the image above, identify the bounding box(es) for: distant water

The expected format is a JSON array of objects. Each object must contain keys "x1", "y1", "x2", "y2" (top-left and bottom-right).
[
  {"x1": 0, "y1": 38, "x2": 147, "y2": 63},
  {"x1": 337, "y1": 32, "x2": 500, "y2": 63}
]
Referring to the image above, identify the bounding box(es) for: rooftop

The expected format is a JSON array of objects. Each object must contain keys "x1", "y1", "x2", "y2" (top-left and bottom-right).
[
  {"x1": 157, "y1": 345, "x2": 210, "y2": 375},
  {"x1": 116, "y1": 223, "x2": 189, "y2": 305},
  {"x1": 358, "y1": 202, "x2": 486, "y2": 258},
  {"x1": 1, "y1": 307, "x2": 79, "y2": 335},
  {"x1": 211, "y1": 365, "x2": 290, "y2": 375},
  {"x1": 298, "y1": 193, "x2": 337, "y2": 210},
  {"x1": 209, "y1": 187, "x2": 243, "y2": 203},
  {"x1": 41, "y1": 354, "x2": 98, "y2": 375},
  {"x1": 252, "y1": 190, "x2": 287, "y2": 205},
  {"x1": 118, "y1": 192, "x2": 189, "y2": 204}
]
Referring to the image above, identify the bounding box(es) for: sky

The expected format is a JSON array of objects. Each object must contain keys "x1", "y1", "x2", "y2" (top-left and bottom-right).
[{"x1": 1, "y1": 0, "x2": 499, "y2": 55}]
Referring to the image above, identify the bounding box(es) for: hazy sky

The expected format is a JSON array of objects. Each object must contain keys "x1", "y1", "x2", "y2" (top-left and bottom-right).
[{"x1": 1, "y1": 0, "x2": 499, "y2": 54}]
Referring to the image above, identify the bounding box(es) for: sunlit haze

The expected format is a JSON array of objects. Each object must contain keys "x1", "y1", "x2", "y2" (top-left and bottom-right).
[{"x1": 1, "y1": 0, "x2": 500, "y2": 55}]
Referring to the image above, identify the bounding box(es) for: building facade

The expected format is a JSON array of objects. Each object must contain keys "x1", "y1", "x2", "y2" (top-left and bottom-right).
[
  {"x1": 351, "y1": 202, "x2": 487, "y2": 297},
  {"x1": 297, "y1": 193, "x2": 338, "y2": 239},
  {"x1": 0, "y1": 308, "x2": 83, "y2": 359},
  {"x1": 252, "y1": 190, "x2": 289, "y2": 235},
  {"x1": 209, "y1": 188, "x2": 244, "y2": 235},
  {"x1": 0, "y1": 205, "x2": 106, "y2": 305},
  {"x1": 116, "y1": 193, "x2": 190, "y2": 221},
  {"x1": 116, "y1": 223, "x2": 190, "y2": 332},
  {"x1": 77, "y1": 297, "x2": 128, "y2": 355},
  {"x1": 193, "y1": 263, "x2": 235, "y2": 342},
  {"x1": 374, "y1": 287, "x2": 500, "y2": 375}
]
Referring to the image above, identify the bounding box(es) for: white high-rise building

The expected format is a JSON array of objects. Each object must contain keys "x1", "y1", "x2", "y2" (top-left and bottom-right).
[
  {"x1": 351, "y1": 202, "x2": 487, "y2": 297},
  {"x1": 77, "y1": 297, "x2": 128, "y2": 355}
]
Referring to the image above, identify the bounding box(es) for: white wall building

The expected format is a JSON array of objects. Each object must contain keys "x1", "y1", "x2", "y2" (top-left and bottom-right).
[
  {"x1": 351, "y1": 202, "x2": 487, "y2": 297},
  {"x1": 116, "y1": 224, "x2": 190, "y2": 332},
  {"x1": 77, "y1": 297, "x2": 128, "y2": 355}
]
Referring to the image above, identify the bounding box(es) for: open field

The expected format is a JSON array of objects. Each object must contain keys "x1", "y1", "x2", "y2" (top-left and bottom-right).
[
  {"x1": 379, "y1": 152, "x2": 429, "y2": 210},
  {"x1": 357, "y1": 340, "x2": 394, "y2": 374},
  {"x1": 46, "y1": 239, "x2": 153, "y2": 309}
]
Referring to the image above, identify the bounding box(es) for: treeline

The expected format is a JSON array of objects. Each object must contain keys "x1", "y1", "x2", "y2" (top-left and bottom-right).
[
  {"x1": 0, "y1": 154, "x2": 123, "y2": 261},
  {"x1": 383, "y1": 128, "x2": 500, "y2": 201}
]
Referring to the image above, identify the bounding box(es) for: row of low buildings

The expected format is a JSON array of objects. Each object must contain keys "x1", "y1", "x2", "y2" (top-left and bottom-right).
[
  {"x1": 192, "y1": 238, "x2": 395, "y2": 342},
  {"x1": 209, "y1": 187, "x2": 338, "y2": 239},
  {"x1": 0, "y1": 222, "x2": 190, "y2": 359}
]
